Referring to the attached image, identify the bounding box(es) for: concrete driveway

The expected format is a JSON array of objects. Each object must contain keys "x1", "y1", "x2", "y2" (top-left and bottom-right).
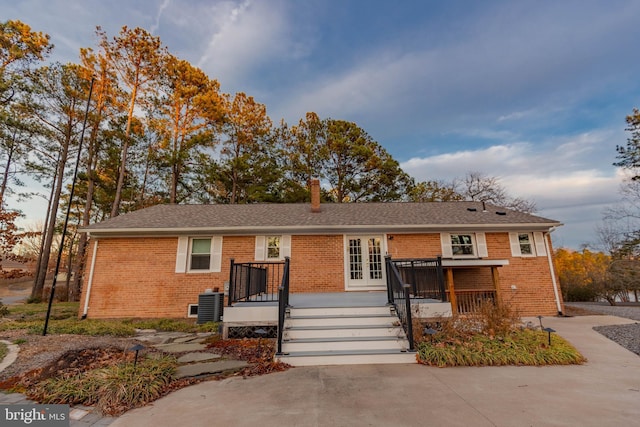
[{"x1": 112, "y1": 315, "x2": 640, "y2": 427}]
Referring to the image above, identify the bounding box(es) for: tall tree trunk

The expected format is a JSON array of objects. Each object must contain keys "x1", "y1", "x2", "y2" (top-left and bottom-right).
[
  {"x1": 32, "y1": 153, "x2": 58, "y2": 299},
  {"x1": 32, "y1": 132, "x2": 71, "y2": 299},
  {"x1": 0, "y1": 134, "x2": 15, "y2": 208},
  {"x1": 110, "y1": 84, "x2": 138, "y2": 218},
  {"x1": 71, "y1": 87, "x2": 104, "y2": 300}
]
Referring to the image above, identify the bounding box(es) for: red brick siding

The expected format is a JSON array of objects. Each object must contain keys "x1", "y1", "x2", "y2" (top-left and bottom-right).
[
  {"x1": 290, "y1": 235, "x2": 344, "y2": 293},
  {"x1": 80, "y1": 231, "x2": 562, "y2": 318}
]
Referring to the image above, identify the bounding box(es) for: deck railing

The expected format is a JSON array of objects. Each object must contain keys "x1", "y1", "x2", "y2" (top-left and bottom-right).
[
  {"x1": 385, "y1": 256, "x2": 415, "y2": 352},
  {"x1": 447, "y1": 289, "x2": 497, "y2": 314},
  {"x1": 390, "y1": 257, "x2": 446, "y2": 301},
  {"x1": 227, "y1": 259, "x2": 286, "y2": 306},
  {"x1": 276, "y1": 257, "x2": 290, "y2": 355}
]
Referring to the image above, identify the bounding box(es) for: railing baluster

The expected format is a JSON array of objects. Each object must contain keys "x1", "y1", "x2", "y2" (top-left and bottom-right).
[
  {"x1": 404, "y1": 284, "x2": 414, "y2": 351},
  {"x1": 228, "y1": 258, "x2": 235, "y2": 306}
]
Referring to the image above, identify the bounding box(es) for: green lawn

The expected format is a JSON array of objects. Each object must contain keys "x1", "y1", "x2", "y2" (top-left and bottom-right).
[{"x1": 0, "y1": 302, "x2": 218, "y2": 336}]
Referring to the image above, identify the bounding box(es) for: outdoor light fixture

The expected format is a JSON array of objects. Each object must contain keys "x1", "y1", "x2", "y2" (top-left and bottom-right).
[
  {"x1": 423, "y1": 327, "x2": 438, "y2": 336},
  {"x1": 130, "y1": 344, "x2": 145, "y2": 369},
  {"x1": 543, "y1": 327, "x2": 556, "y2": 346},
  {"x1": 537, "y1": 316, "x2": 555, "y2": 346},
  {"x1": 423, "y1": 327, "x2": 438, "y2": 342}
]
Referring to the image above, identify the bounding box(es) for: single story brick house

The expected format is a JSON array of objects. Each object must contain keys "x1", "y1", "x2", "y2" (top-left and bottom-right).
[{"x1": 79, "y1": 183, "x2": 564, "y2": 323}]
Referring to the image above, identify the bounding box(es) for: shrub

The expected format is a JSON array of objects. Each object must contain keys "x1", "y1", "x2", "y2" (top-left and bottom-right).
[
  {"x1": 416, "y1": 299, "x2": 585, "y2": 367},
  {"x1": 28, "y1": 355, "x2": 177, "y2": 415}
]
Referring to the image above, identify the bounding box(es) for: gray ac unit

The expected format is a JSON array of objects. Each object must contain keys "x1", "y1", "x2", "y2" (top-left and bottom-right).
[{"x1": 197, "y1": 292, "x2": 224, "y2": 324}]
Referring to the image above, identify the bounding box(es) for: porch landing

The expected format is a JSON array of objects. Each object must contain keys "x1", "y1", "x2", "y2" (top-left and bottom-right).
[{"x1": 233, "y1": 291, "x2": 443, "y2": 307}]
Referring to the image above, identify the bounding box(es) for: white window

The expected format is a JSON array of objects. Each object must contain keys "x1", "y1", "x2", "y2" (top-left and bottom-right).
[
  {"x1": 255, "y1": 235, "x2": 291, "y2": 261},
  {"x1": 190, "y1": 238, "x2": 212, "y2": 270},
  {"x1": 451, "y1": 234, "x2": 474, "y2": 256},
  {"x1": 441, "y1": 232, "x2": 488, "y2": 258},
  {"x1": 266, "y1": 236, "x2": 281, "y2": 260},
  {"x1": 175, "y1": 236, "x2": 223, "y2": 273},
  {"x1": 509, "y1": 232, "x2": 547, "y2": 257}
]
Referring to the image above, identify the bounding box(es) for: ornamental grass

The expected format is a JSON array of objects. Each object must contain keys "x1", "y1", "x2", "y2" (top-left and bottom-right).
[{"x1": 416, "y1": 300, "x2": 586, "y2": 367}]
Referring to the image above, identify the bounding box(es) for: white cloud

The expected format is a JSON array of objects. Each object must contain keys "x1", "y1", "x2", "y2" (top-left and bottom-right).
[
  {"x1": 194, "y1": 0, "x2": 296, "y2": 91},
  {"x1": 150, "y1": 0, "x2": 171, "y2": 34}
]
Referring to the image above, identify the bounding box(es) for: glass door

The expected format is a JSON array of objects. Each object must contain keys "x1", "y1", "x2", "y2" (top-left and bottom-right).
[{"x1": 346, "y1": 235, "x2": 385, "y2": 290}]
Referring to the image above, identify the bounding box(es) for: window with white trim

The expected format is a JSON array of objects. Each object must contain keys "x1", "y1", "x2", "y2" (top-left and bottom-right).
[
  {"x1": 509, "y1": 232, "x2": 547, "y2": 257},
  {"x1": 190, "y1": 238, "x2": 211, "y2": 270},
  {"x1": 451, "y1": 234, "x2": 474, "y2": 256},
  {"x1": 441, "y1": 232, "x2": 488, "y2": 258},
  {"x1": 517, "y1": 233, "x2": 533, "y2": 255},
  {"x1": 266, "y1": 236, "x2": 281, "y2": 260},
  {"x1": 255, "y1": 235, "x2": 291, "y2": 261},
  {"x1": 175, "y1": 236, "x2": 223, "y2": 273}
]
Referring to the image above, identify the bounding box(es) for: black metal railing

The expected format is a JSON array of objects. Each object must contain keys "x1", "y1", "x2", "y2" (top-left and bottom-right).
[
  {"x1": 385, "y1": 256, "x2": 415, "y2": 352},
  {"x1": 227, "y1": 258, "x2": 286, "y2": 305},
  {"x1": 390, "y1": 257, "x2": 446, "y2": 301},
  {"x1": 276, "y1": 257, "x2": 290, "y2": 355}
]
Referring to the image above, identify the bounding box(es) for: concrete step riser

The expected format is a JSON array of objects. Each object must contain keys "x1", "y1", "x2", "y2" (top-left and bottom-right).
[
  {"x1": 285, "y1": 327, "x2": 404, "y2": 339},
  {"x1": 289, "y1": 307, "x2": 391, "y2": 317},
  {"x1": 282, "y1": 340, "x2": 407, "y2": 352},
  {"x1": 277, "y1": 352, "x2": 417, "y2": 366},
  {"x1": 285, "y1": 316, "x2": 397, "y2": 327}
]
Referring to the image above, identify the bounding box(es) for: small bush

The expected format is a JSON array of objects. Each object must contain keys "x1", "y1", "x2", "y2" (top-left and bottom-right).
[
  {"x1": 416, "y1": 299, "x2": 585, "y2": 367},
  {"x1": 418, "y1": 329, "x2": 586, "y2": 367},
  {"x1": 28, "y1": 355, "x2": 177, "y2": 416}
]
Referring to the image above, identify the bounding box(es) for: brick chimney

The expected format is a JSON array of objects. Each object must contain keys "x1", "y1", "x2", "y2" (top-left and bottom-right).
[{"x1": 310, "y1": 178, "x2": 321, "y2": 213}]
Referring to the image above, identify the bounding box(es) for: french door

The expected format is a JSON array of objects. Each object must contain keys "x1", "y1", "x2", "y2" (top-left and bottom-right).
[{"x1": 345, "y1": 235, "x2": 386, "y2": 290}]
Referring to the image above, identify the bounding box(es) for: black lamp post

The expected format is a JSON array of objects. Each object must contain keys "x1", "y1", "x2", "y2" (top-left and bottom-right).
[
  {"x1": 543, "y1": 327, "x2": 556, "y2": 346},
  {"x1": 130, "y1": 344, "x2": 145, "y2": 369}
]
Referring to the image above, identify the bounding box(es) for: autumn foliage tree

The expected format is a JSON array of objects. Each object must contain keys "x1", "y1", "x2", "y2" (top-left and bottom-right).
[
  {"x1": 0, "y1": 22, "x2": 542, "y2": 301},
  {"x1": 554, "y1": 248, "x2": 608, "y2": 302}
]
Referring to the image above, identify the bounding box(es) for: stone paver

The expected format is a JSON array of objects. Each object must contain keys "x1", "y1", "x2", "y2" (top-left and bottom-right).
[
  {"x1": 153, "y1": 342, "x2": 207, "y2": 353},
  {"x1": 175, "y1": 360, "x2": 249, "y2": 379},
  {"x1": 177, "y1": 352, "x2": 221, "y2": 363}
]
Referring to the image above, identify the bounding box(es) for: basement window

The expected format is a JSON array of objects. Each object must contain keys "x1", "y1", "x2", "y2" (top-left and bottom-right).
[{"x1": 187, "y1": 304, "x2": 198, "y2": 318}]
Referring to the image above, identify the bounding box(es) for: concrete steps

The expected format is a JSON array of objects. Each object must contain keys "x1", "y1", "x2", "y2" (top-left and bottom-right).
[{"x1": 277, "y1": 304, "x2": 416, "y2": 366}]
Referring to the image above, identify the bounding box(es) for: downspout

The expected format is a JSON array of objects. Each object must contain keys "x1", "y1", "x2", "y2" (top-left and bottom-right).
[
  {"x1": 81, "y1": 239, "x2": 99, "y2": 319},
  {"x1": 544, "y1": 228, "x2": 563, "y2": 315}
]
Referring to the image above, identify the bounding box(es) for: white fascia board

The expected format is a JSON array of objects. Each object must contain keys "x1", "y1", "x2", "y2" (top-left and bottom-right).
[
  {"x1": 442, "y1": 259, "x2": 510, "y2": 267},
  {"x1": 84, "y1": 222, "x2": 562, "y2": 238}
]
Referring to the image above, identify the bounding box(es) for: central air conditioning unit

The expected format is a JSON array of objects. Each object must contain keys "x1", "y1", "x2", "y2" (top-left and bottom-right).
[{"x1": 197, "y1": 290, "x2": 224, "y2": 324}]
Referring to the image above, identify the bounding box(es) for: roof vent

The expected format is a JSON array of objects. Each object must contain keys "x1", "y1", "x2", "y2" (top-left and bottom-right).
[
  {"x1": 467, "y1": 208, "x2": 477, "y2": 212},
  {"x1": 496, "y1": 211, "x2": 507, "y2": 216}
]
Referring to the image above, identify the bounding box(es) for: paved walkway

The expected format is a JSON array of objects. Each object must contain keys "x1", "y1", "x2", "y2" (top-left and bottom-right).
[{"x1": 110, "y1": 315, "x2": 640, "y2": 427}]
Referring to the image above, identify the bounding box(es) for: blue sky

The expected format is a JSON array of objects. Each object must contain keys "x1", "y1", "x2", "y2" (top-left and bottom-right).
[{"x1": 5, "y1": 0, "x2": 640, "y2": 249}]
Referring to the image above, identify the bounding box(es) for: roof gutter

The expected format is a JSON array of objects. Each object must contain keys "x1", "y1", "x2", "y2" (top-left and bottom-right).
[
  {"x1": 544, "y1": 227, "x2": 563, "y2": 316},
  {"x1": 83, "y1": 222, "x2": 563, "y2": 237},
  {"x1": 81, "y1": 239, "x2": 99, "y2": 319}
]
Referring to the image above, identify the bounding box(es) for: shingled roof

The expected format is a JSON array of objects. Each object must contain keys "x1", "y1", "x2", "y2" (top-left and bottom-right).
[{"x1": 82, "y1": 202, "x2": 561, "y2": 236}]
